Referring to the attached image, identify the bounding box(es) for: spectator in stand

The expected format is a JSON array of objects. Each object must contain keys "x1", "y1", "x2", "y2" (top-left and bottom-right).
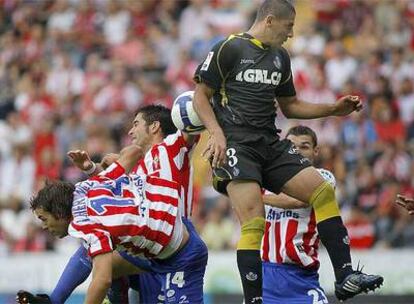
[{"x1": 93, "y1": 66, "x2": 141, "y2": 122}]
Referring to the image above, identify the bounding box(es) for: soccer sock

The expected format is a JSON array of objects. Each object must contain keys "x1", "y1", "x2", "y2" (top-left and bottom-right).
[
  {"x1": 237, "y1": 216, "x2": 265, "y2": 304},
  {"x1": 107, "y1": 277, "x2": 130, "y2": 304},
  {"x1": 50, "y1": 246, "x2": 92, "y2": 303},
  {"x1": 310, "y1": 181, "x2": 353, "y2": 283}
]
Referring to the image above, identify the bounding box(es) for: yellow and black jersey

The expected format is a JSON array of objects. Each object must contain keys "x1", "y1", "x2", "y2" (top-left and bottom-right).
[{"x1": 194, "y1": 33, "x2": 296, "y2": 133}]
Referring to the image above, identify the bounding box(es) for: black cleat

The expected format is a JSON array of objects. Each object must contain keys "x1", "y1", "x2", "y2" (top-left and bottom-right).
[
  {"x1": 16, "y1": 290, "x2": 51, "y2": 304},
  {"x1": 334, "y1": 268, "x2": 384, "y2": 302}
]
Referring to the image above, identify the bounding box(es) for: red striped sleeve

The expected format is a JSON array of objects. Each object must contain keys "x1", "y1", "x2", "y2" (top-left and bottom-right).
[{"x1": 71, "y1": 223, "x2": 113, "y2": 257}]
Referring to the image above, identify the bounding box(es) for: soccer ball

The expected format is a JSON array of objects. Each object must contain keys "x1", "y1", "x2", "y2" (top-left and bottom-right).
[{"x1": 171, "y1": 91, "x2": 205, "y2": 134}]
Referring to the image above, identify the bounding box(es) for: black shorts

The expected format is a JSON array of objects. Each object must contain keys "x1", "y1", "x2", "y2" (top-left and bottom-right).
[{"x1": 212, "y1": 128, "x2": 311, "y2": 195}]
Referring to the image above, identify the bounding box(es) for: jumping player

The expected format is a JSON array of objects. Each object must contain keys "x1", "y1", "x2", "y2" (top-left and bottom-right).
[{"x1": 193, "y1": 0, "x2": 382, "y2": 302}]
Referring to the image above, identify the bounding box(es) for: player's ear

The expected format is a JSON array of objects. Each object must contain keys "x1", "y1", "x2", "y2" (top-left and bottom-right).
[
  {"x1": 265, "y1": 14, "x2": 276, "y2": 26},
  {"x1": 150, "y1": 121, "x2": 161, "y2": 134},
  {"x1": 314, "y1": 146, "x2": 319, "y2": 157}
]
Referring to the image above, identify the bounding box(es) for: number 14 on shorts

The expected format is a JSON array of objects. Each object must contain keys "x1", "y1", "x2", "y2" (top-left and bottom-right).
[
  {"x1": 307, "y1": 288, "x2": 328, "y2": 304},
  {"x1": 165, "y1": 271, "x2": 185, "y2": 289}
]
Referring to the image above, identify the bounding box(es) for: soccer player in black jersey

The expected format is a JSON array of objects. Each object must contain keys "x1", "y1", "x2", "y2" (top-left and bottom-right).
[{"x1": 193, "y1": 0, "x2": 383, "y2": 303}]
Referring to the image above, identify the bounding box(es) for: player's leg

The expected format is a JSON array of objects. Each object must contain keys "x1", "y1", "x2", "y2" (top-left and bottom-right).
[
  {"x1": 50, "y1": 245, "x2": 92, "y2": 303},
  {"x1": 266, "y1": 140, "x2": 383, "y2": 300},
  {"x1": 264, "y1": 139, "x2": 353, "y2": 281},
  {"x1": 227, "y1": 181, "x2": 265, "y2": 304},
  {"x1": 279, "y1": 166, "x2": 355, "y2": 283},
  {"x1": 212, "y1": 140, "x2": 265, "y2": 304},
  {"x1": 263, "y1": 262, "x2": 328, "y2": 304}
]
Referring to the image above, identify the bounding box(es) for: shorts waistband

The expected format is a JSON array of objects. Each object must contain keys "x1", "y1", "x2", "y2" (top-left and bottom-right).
[
  {"x1": 223, "y1": 125, "x2": 278, "y2": 134},
  {"x1": 263, "y1": 262, "x2": 318, "y2": 274}
]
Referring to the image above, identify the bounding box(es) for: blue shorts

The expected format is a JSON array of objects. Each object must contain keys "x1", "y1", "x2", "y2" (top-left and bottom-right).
[
  {"x1": 151, "y1": 218, "x2": 208, "y2": 304},
  {"x1": 263, "y1": 262, "x2": 328, "y2": 304},
  {"x1": 128, "y1": 273, "x2": 164, "y2": 304}
]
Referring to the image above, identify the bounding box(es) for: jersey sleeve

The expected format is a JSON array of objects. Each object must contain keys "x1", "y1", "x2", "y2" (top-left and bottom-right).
[
  {"x1": 317, "y1": 168, "x2": 336, "y2": 189},
  {"x1": 68, "y1": 222, "x2": 113, "y2": 257},
  {"x1": 274, "y1": 48, "x2": 296, "y2": 97},
  {"x1": 194, "y1": 37, "x2": 240, "y2": 91}
]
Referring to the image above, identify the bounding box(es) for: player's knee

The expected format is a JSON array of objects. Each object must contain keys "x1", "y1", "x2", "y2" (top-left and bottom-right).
[
  {"x1": 309, "y1": 181, "x2": 340, "y2": 223},
  {"x1": 237, "y1": 216, "x2": 265, "y2": 250}
]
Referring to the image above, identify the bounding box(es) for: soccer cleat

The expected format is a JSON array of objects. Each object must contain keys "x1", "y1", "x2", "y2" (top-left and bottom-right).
[
  {"x1": 334, "y1": 267, "x2": 384, "y2": 302},
  {"x1": 16, "y1": 290, "x2": 51, "y2": 304}
]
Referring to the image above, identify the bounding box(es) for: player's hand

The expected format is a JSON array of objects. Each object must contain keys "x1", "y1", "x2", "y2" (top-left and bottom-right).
[
  {"x1": 67, "y1": 150, "x2": 94, "y2": 171},
  {"x1": 100, "y1": 153, "x2": 120, "y2": 169},
  {"x1": 396, "y1": 194, "x2": 414, "y2": 215},
  {"x1": 202, "y1": 130, "x2": 227, "y2": 168},
  {"x1": 16, "y1": 290, "x2": 51, "y2": 304},
  {"x1": 333, "y1": 95, "x2": 362, "y2": 116}
]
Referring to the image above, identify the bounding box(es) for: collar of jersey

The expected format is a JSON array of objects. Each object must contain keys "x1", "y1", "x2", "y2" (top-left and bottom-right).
[{"x1": 238, "y1": 32, "x2": 270, "y2": 50}]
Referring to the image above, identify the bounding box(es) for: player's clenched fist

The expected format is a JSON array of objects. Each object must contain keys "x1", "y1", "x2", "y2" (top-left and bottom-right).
[{"x1": 16, "y1": 290, "x2": 51, "y2": 304}]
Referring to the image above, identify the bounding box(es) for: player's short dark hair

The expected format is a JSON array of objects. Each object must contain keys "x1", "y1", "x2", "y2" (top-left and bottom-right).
[
  {"x1": 136, "y1": 104, "x2": 177, "y2": 137},
  {"x1": 255, "y1": 0, "x2": 296, "y2": 21},
  {"x1": 30, "y1": 180, "x2": 75, "y2": 220},
  {"x1": 286, "y1": 125, "x2": 318, "y2": 147}
]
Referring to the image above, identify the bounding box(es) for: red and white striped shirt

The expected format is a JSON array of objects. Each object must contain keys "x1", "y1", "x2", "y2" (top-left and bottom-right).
[
  {"x1": 132, "y1": 130, "x2": 199, "y2": 219},
  {"x1": 261, "y1": 168, "x2": 336, "y2": 270},
  {"x1": 68, "y1": 162, "x2": 182, "y2": 259}
]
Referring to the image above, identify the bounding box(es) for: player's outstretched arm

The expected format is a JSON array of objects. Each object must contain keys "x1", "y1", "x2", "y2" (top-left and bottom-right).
[
  {"x1": 277, "y1": 95, "x2": 362, "y2": 119},
  {"x1": 193, "y1": 83, "x2": 226, "y2": 168},
  {"x1": 263, "y1": 193, "x2": 308, "y2": 209},
  {"x1": 84, "y1": 252, "x2": 113, "y2": 304},
  {"x1": 396, "y1": 194, "x2": 414, "y2": 215}
]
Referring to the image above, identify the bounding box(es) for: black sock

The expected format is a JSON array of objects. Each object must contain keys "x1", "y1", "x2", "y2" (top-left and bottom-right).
[
  {"x1": 317, "y1": 216, "x2": 353, "y2": 283},
  {"x1": 237, "y1": 249, "x2": 263, "y2": 304}
]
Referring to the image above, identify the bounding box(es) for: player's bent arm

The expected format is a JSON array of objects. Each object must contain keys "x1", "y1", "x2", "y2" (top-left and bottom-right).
[
  {"x1": 116, "y1": 145, "x2": 144, "y2": 173},
  {"x1": 194, "y1": 83, "x2": 227, "y2": 167},
  {"x1": 277, "y1": 96, "x2": 336, "y2": 119},
  {"x1": 84, "y1": 252, "x2": 113, "y2": 304},
  {"x1": 100, "y1": 153, "x2": 120, "y2": 170},
  {"x1": 193, "y1": 83, "x2": 221, "y2": 134},
  {"x1": 263, "y1": 193, "x2": 308, "y2": 209}
]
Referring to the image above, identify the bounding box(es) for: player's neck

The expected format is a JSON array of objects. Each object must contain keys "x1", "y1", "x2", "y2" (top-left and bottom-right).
[
  {"x1": 246, "y1": 27, "x2": 271, "y2": 47},
  {"x1": 146, "y1": 135, "x2": 164, "y2": 152}
]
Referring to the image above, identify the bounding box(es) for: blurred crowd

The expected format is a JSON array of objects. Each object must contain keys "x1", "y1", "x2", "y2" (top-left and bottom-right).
[{"x1": 0, "y1": 0, "x2": 414, "y2": 255}]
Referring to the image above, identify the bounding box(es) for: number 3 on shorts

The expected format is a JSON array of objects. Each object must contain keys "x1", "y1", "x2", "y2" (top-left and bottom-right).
[
  {"x1": 307, "y1": 288, "x2": 328, "y2": 304},
  {"x1": 226, "y1": 148, "x2": 238, "y2": 167},
  {"x1": 165, "y1": 271, "x2": 185, "y2": 289}
]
